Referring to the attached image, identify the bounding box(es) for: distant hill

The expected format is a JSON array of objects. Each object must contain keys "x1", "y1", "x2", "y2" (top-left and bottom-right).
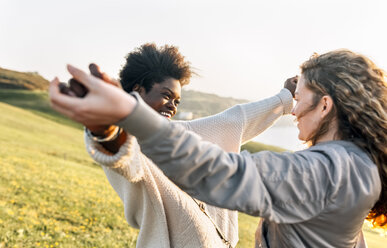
[
  {"x1": 0, "y1": 67, "x2": 248, "y2": 118},
  {"x1": 0, "y1": 67, "x2": 49, "y2": 90},
  {"x1": 0, "y1": 67, "x2": 294, "y2": 125},
  {"x1": 178, "y1": 89, "x2": 248, "y2": 118},
  {"x1": 179, "y1": 89, "x2": 295, "y2": 127}
]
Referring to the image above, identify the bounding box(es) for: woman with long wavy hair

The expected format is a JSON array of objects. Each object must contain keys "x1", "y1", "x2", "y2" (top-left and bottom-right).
[
  {"x1": 299, "y1": 51, "x2": 387, "y2": 231},
  {"x1": 49, "y1": 49, "x2": 387, "y2": 247}
]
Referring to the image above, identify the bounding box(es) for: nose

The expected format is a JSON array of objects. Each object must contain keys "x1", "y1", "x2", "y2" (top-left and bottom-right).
[{"x1": 167, "y1": 100, "x2": 177, "y2": 113}]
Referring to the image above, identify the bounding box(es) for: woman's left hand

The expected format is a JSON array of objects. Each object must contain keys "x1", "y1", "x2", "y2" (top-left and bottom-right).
[{"x1": 284, "y1": 76, "x2": 298, "y2": 98}]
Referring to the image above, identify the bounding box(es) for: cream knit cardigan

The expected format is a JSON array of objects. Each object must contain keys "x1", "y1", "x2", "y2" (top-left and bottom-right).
[{"x1": 84, "y1": 89, "x2": 293, "y2": 248}]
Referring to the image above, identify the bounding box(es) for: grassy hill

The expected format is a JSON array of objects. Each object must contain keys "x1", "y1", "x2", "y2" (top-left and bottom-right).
[
  {"x1": 178, "y1": 89, "x2": 247, "y2": 118},
  {"x1": 0, "y1": 67, "x2": 49, "y2": 90}
]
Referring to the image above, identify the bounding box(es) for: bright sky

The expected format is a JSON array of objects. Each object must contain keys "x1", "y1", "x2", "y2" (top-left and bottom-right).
[{"x1": 1, "y1": 0, "x2": 386, "y2": 100}]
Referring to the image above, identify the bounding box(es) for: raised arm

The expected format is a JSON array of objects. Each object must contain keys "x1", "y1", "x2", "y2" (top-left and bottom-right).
[
  {"x1": 178, "y1": 78, "x2": 295, "y2": 151},
  {"x1": 239, "y1": 76, "x2": 296, "y2": 143},
  {"x1": 177, "y1": 89, "x2": 292, "y2": 153}
]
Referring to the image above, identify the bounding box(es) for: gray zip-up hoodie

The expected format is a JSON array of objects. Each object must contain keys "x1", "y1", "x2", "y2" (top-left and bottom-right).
[{"x1": 118, "y1": 93, "x2": 381, "y2": 248}]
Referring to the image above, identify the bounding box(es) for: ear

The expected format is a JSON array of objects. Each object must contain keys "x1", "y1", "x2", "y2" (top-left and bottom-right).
[
  {"x1": 132, "y1": 84, "x2": 146, "y2": 96},
  {"x1": 320, "y1": 95, "x2": 334, "y2": 118}
]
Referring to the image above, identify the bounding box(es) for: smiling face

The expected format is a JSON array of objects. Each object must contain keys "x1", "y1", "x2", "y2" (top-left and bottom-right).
[
  {"x1": 291, "y1": 75, "x2": 323, "y2": 141},
  {"x1": 138, "y1": 77, "x2": 182, "y2": 119}
]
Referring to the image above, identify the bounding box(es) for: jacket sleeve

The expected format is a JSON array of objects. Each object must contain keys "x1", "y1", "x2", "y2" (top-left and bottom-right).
[
  {"x1": 118, "y1": 95, "x2": 334, "y2": 224},
  {"x1": 178, "y1": 89, "x2": 293, "y2": 150}
]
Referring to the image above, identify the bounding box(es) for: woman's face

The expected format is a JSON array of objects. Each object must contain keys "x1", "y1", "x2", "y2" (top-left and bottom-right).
[
  {"x1": 291, "y1": 75, "x2": 323, "y2": 141},
  {"x1": 139, "y1": 77, "x2": 182, "y2": 119}
]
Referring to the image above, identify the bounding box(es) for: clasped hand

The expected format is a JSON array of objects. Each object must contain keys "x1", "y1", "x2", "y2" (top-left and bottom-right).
[{"x1": 49, "y1": 64, "x2": 137, "y2": 127}]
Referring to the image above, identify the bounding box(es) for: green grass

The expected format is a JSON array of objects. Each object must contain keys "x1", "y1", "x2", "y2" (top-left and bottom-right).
[
  {"x1": 1, "y1": 89, "x2": 386, "y2": 247},
  {"x1": 241, "y1": 140, "x2": 288, "y2": 153},
  {"x1": 0, "y1": 102, "x2": 138, "y2": 247},
  {"x1": 237, "y1": 213, "x2": 260, "y2": 247}
]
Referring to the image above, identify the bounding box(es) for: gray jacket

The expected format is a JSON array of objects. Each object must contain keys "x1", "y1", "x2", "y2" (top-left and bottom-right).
[{"x1": 118, "y1": 94, "x2": 381, "y2": 248}]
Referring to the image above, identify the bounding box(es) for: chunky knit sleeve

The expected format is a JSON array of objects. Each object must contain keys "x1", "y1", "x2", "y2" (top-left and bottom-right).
[
  {"x1": 84, "y1": 132, "x2": 144, "y2": 182},
  {"x1": 240, "y1": 88, "x2": 293, "y2": 143}
]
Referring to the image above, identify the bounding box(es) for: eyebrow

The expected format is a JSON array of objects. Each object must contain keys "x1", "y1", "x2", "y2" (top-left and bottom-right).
[{"x1": 162, "y1": 87, "x2": 180, "y2": 98}]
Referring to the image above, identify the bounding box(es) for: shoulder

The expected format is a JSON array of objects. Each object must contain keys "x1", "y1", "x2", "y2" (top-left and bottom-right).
[
  {"x1": 304, "y1": 140, "x2": 380, "y2": 194},
  {"x1": 306, "y1": 141, "x2": 374, "y2": 168}
]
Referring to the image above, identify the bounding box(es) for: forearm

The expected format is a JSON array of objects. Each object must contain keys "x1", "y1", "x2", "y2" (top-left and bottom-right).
[
  {"x1": 240, "y1": 88, "x2": 293, "y2": 143},
  {"x1": 178, "y1": 89, "x2": 292, "y2": 152}
]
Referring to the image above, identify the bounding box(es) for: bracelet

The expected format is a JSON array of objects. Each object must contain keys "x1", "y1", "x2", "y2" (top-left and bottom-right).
[{"x1": 85, "y1": 126, "x2": 123, "y2": 143}]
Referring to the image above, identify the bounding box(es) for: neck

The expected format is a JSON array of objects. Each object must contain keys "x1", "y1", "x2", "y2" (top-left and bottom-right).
[{"x1": 315, "y1": 119, "x2": 339, "y2": 144}]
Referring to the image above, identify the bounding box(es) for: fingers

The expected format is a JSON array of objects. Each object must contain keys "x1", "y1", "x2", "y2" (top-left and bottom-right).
[
  {"x1": 49, "y1": 77, "x2": 65, "y2": 99},
  {"x1": 69, "y1": 78, "x2": 88, "y2": 97},
  {"x1": 50, "y1": 98, "x2": 80, "y2": 121},
  {"x1": 283, "y1": 76, "x2": 298, "y2": 98},
  {"x1": 89, "y1": 63, "x2": 104, "y2": 79},
  {"x1": 50, "y1": 78, "x2": 75, "y2": 117},
  {"x1": 58, "y1": 82, "x2": 71, "y2": 95},
  {"x1": 292, "y1": 75, "x2": 298, "y2": 83},
  {"x1": 287, "y1": 75, "x2": 298, "y2": 85},
  {"x1": 102, "y1": 73, "x2": 122, "y2": 88},
  {"x1": 88, "y1": 63, "x2": 122, "y2": 88},
  {"x1": 49, "y1": 77, "x2": 83, "y2": 116},
  {"x1": 67, "y1": 64, "x2": 97, "y2": 90}
]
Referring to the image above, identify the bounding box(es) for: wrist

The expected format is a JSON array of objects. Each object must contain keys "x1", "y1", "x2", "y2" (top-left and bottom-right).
[
  {"x1": 93, "y1": 125, "x2": 118, "y2": 137},
  {"x1": 86, "y1": 126, "x2": 123, "y2": 143}
]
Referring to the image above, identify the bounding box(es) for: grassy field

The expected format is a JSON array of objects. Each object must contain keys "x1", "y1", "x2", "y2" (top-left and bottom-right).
[
  {"x1": 0, "y1": 90, "x2": 386, "y2": 247},
  {"x1": 0, "y1": 102, "x2": 138, "y2": 247}
]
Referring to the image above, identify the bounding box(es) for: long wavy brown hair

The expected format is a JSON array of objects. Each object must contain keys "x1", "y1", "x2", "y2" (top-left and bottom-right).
[{"x1": 300, "y1": 49, "x2": 387, "y2": 228}]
